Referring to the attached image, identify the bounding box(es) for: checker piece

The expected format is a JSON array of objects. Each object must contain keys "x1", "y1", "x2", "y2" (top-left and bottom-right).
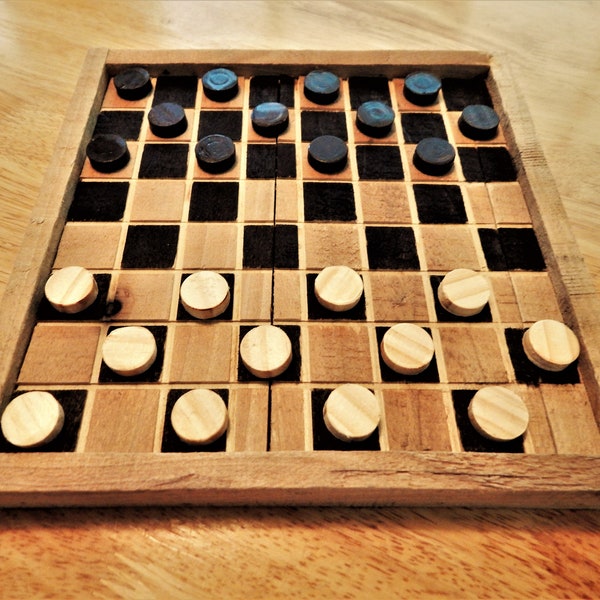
[
  {"x1": 251, "y1": 101, "x2": 289, "y2": 137},
  {"x1": 323, "y1": 384, "x2": 380, "y2": 442},
  {"x1": 240, "y1": 325, "x2": 292, "y2": 378},
  {"x1": 314, "y1": 265, "x2": 363, "y2": 312},
  {"x1": 86, "y1": 134, "x2": 130, "y2": 173},
  {"x1": 171, "y1": 389, "x2": 229, "y2": 445},
  {"x1": 44, "y1": 266, "x2": 98, "y2": 314},
  {"x1": 438, "y1": 268, "x2": 490, "y2": 317},
  {"x1": 180, "y1": 271, "x2": 230, "y2": 319},
  {"x1": 459, "y1": 104, "x2": 500, "y2": 140},
  {"x1": 113, "y1": 67, "x2": 152, "y2": 100},
  {"x1": 102, "y1": 326, "x2": 157, "y2": 377},
  {"x1": 148, "y1": 102, "x2": 188, "y2": 138},
  {"x1": 380, "y1": 323, "x2": 435, "y2": 375},
  {"x1": 522, "y1": 319, "x2": 580, "y2": 371},
  {"x1": 304, "y1": 69, "x2": 340, "y2": 105},
  {"x1": 202, "y1": 67, "x2": 238, "y2": 102},
  {"x1": 308, "y1": 135, "x2": 348, "y2": 174},
  {"x1": 413, "y1": 137, "x2": 455, "y2": 176},
  {"x1": 195, "y1": 134, "x2": 236, "y2": 173},
  {"x1": 356, "y1": 101, "x2": 395, "y2": 137},
  {"x1": 403, "y1": 71, "x2": 442, "y2": 106}
]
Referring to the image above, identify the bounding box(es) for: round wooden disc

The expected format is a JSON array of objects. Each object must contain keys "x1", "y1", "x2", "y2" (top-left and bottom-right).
[
  {"x1": 403, "y1": 71, "x2": 442, "y2": 106},
  {"x1": 458, "y1": 104, "x2": 500, "y2": 140},
  {"x1": 314, "y1": 265, "x2": 363, "y2": 312},
  {"x1": 202, "y1": 67, "x2": 238, "y2": 101},
  {"x1": 437, "y1": 268, "x2": 490, "y2": 317},
  {"x1": 44, "y1": 266, "x2": 98, "y2": 314},
  {"x1": 239, "y1": 325, "x2": 292, "y2": 379},
  {"x1": 102, "y1": 326, "x2": 157, "y2": 377},
  {"x1": 114, "y1": 67, "x2": 152, "y2": 100},
  {"x1": 180, "y1": 271, "x2": 230, "y2": 319},
  {"x1": 251, "y1": 102, "x2": 289, "y2": 137},
  {"x1": 170, "y1": 389, "x2": 229, "y2": 445},
  {"x1": 307, "y1": 135, "x2": 348, "y2": 174},
  {"x1": 413, "y1": 137, "x2": 455, "y2": 176},
  {"x1": 356, "y1": 100, "x2": 395, "y2": 137},
  {"x1": 1, "y1": 391, "x2": 64, "y2": 448},
  {"x1": 195, "y1": 134, "x2": 236, "y2": 173},
  {"x1": 304, "y1": 70, "x2": 340, "y2": 105},
  {"x1": 148, "y1": 102, "x2": 188, "y2": 138},
  {"x1": 468, "y1": 386, "x2": 529, "y2": 441},
  {"x1": 323, "y1": 384, "x2": 380, "y2": 442},
  {"x1": 86, "y1": 134, "x2": 130, "y2": 173},
  {"x1": 380, "y1": 323, "x2": 435, "y2": 375},
  {"x1": 522, "y1": 319, "x2": 580, "y2": 371}
]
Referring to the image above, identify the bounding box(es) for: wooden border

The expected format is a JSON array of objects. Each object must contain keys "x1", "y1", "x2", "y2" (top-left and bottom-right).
[{"x1": 0, "y1": 49, "x2": 598, "y2": 508}]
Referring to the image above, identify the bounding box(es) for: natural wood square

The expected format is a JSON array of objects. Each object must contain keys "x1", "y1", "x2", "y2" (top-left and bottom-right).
[
  {"x1": 182, "y1": 223, "x2": 238, "y2": 269},
  {"x1": 487, "y1": 182, "x2": 531, "y2": 224},
  {"x1": 114, "y1": 271, "x2": 175, "y2": 321},
  {"x1": 227, "y1": 386, "x2": 269, "y2": 452},
  {"x1": 130, "y1": 180, "x2": 186, "y2": 222},
  {"x1": 369, "y1": 272, "x2": 429, "y2": 322},
  {"x1": 273, "y1": 270, "x2": 302, "y2": 321},
  {"x1": 360, "y1": 182, "x2": 412, "y2": 223},
  {"x1": 308, "y1": 323, "x2": 373, "y2": 382},
  {"x1": 18, "y1": 324, "x2": 101, "y2": 384},
  {"x1": 511, "y1": 272, "x2": 562, "y2": 323},
  {"x1": 238, "y1": 270, "x2": 272, "y2": 321},
  {"x1": 169, "y1": 323, "x2": 234, "y2": 382},
  {"x1": 243, "y1": 179, "x2": 275, "y2": 222},
  {"x1": 80, "y1": 143, "x2": 137, "y2": 179},
  {"x1": 84, "y1": 388, "x2": 159, "y2": 452},
  {"x1": 383, "y1": 389, "x2": 452, "y2": 451},
  {"x1": 487, "y1": 272, "x2": 521, "y2": 323},
  {"x1": 54, "y1": 223, "x2": 121, "y2": 269},
  {"x1": 270, "y1": 385, "x2": 307, "y2": 451},
  {"x1": 275, "y1": 179, "x2": 299, "y2": 223},
  {"x1": 304, "y1": 224, "x2": 363, "y2": 270},
  {"x1": 465, "y1": 183, "x2": 495, "y2": 224},
  {"x1": 438, "y1": 325, "x2": 509, "y2": 383},
  {"x1": 420, "y1": 225, "x2": 481, "y2": 271}
]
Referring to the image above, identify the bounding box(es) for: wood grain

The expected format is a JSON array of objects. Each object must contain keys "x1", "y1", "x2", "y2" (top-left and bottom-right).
[{"x1": 1, "y1": 1, "x2": 599, "y2": 598}]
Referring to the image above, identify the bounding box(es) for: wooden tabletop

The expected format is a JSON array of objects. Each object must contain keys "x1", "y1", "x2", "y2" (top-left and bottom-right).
[{"x1": 0, "y1": 1, "x2": 599, "y2": 597}]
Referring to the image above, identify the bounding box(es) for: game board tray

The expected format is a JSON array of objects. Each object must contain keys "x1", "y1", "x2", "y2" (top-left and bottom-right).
[{"x1": 0, "y1": 49, "x2": 598, "y2": 507}]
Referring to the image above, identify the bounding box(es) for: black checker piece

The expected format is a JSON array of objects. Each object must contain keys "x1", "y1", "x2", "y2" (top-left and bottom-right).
[
  {"x1": 401, "y1": 113, "x2": 447, "y2": 143},
  {"x1": 303, "y1": 182, "x2": 356, "y2": 222},
  {"x1": 68, "y1": 181, "x2": 128, "y2": 222},
  {"x1": 189, "y1": 182, "x2": 238, "y2": 222},
  {"x1": 366, "y1": 226, "x2": 419, "y2": 270}
]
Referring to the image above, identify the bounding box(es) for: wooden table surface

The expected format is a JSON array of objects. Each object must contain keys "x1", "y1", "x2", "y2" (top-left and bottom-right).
[{"x1": 0, "y1": 1, "x2": 599, "y2": 597}]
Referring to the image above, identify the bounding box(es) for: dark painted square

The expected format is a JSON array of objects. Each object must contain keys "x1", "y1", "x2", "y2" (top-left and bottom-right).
[
  {"x1": 276, "y1": 143, "x2": 297, "y2": 178},
  {"x1": 161, "y1": 388, "x2": 229, "y2": 453},
  {"x1": 401, "y1": 113, "x2": 447, "y2": 143},
  {"x1": 139, "y1": 144, "x2": 189, "y2": 179},
  {"x1": 153, "y1": 76, "x2": 197, "y2": 108},
  {"x1": 177, "y1": 273, "x2": 235, "y2": 321},
  {"x1": 246, "y1": 144, "x2": 277, "y2": 179},
  {"x1": 189, "y1": 181, "x2": 239, "y2": 221},
  {"x1": 249, "y1": 75, "x2": 294, "y2": 107},
  {"x1": 376, "y1": 326, "x2": 440, "y2": 383},
  {"x1": 430, "y1": 275, "x2": 492, "y2": 322},
  {"x1": 307, "y1": 274, "x2": 366, "y2": 320},
  {"x1": 414, "y1": 184, "x2": 467, "y2": 224},
  {"x1": 366, "y1": 226, "x2": 420, "y2": 270},
  {"x1": 452, "y1": 389, "x2": 524, "y2": 452},
  {"x1": 0, "y1": 389, "x2": 86, "y2": 453},
  {"x1": 349, "y1": 76, "x2": 391, "y2": 109},
  {"x1": 356, "y1": 145, "x2": 404, "y2": 180},
  {"x1": 237, "y1": 325, "x2": 301, "y2": 382},
  {"x1": 479, "y1": 147, "x2": 517, "y2": 182},
  {"x1": 68, "y1": 181, "x2": 128, "y2": 222},
  {"x1": 198, "y1": 110, "x2": 243, "y2": 141},
  {"x1": 99, "y1": 325, "x2": 167, "y2": 383},
  {"x1": 301, "y1": 111, "x2": 348, "y2": 141},
  {"x1": 274, "y1": 224, "x2": 299, "y2": 269},
  {"x1": 243, "y1": 225, "x2": 273, "y2": 268},
  {"x1": 303, "y1": 182, "x2": 356, "y2": 222},
  {"x1": 93, "y1": 110, "x2": 144, "y2": 140},
  {"x1": 458, "y1": 147, "x2": 484, "y2": 182},
  {"x1": 442, "y1": 76, "x2": 493, "y2": 111},
  {"x1": 479, "y1": 228, "x2": 546, "y2": 271},
  {"x1": 121, "y1": 225, "x2": 179, "y2": 269},
  {"x1": 311, "y1": 389, "x2": 380, "y2": 451}
]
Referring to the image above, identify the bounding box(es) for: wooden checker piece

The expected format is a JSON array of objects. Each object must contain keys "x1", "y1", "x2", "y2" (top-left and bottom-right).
[
  {"x1": 202, "y1": 67, "x2": 239, "y2": 102},
  {"x1": 458, "y1": 104, "x2": 500, "y2": 140},
  {"x1": 44, "y1": 266, "x2": 98, "y2": 314},
  {"x1": 314, "y1": 265, "x2": 363, "y2": 312},
  {"x1": 403, "y1": 71, "x2": 442, "y2": 106},
  {"x1": 437, "y1": 268, "x2": 491, "y2": 317},
  {"x1": 468, "y1": 386, "x2": 529, "y2": 442},
  {"x1": 251, "y1": 102, "x2": 289, "y2": 137},
  {"x1": 239, "y1": 325, "x2": 293, "y2": 378},
  {"x1": 1, "y1": 391, "x2": 64, "y2": 448},
  {"x1": 303, "y1": 69, "x2": 340, "y2": 105},
  {"x1": 113, "y1": 67, "x2": 152, "y2": 100},
  {"x1": 148, "y1": 102, "x2": 188, "y2": 138},
  {"x1": 380, "y1": 323, "x2": 435, "y2": 375},
  {"x1": 170, "y1": 389, "x2": 229, "y2": 445},
  {"x1": 323, "y1": 384, "x2": 380, "y2": 442},
  {"x1": 522, "y1": 319, "x2": 580, "y2": 371},
  {"x1": 180, "y1": 271, "x2": 230, "y2": 319},
  {"x1": 102, "y1": 326, "x2": 157, "y2": 377},
  {"x1": 85, "y1": 134, "x2": 130, "y2": 173}
]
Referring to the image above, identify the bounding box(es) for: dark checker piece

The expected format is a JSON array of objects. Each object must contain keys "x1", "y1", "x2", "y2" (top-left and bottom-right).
[
  {"x1": 356, "y1": 101, "x2": 395, "y2": 137},
  {"x1": 148, "y1": 102, "x2": 188, "y2": 138},
  {"x1": 202, "y1": 67, "x2": 239, "y2": 102},
  {"x1": 113, "y1": 67, "x2": 152, "y2": 100},
  {"x1": 413, "y1": 137, "x2": 456, "y2": 176},
  {"x1": 404, "y1": 72, "x2": 442, "y2": 106},
  {"x1": 459, "y1": 104, "x2": 500, "y2": 140},
  {"x1": 304, "y1": 70, "x2": 340, "y2": 104},
  {"x1": 251, "y1": 102, "x2": 289, "y2": 137},
  {"x1": 308, "y1": 135, "x2": 348, "y2": 174},
  {"x1": 85, "y1": 134, "x2": 130, "y2": 173},
  {"x1": 195, "y1": 134, "x2": 236, "y2": 174}
]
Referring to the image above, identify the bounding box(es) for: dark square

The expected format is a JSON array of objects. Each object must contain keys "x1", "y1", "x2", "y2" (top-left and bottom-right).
[
  {"x1": 121, "y1": 225, "x2": 179, "y2": 269},
  {"x1": 243, "y1": 225, "x2": 272, "y2": 268},
  {"x1": 414, "y1": 184, "x2": 466, "y2": 224},
  {"x1": 376, "y1": 326, "x2": 439, "y2": 382},
  {"x1": 198, "y1": 110, "x2": 243, "y2": 141},
  {"x1": 303, "y1": 182, "x2": 356, "y2": 222},
  {"x1": 99, "y1": 325, "x2": 167, "y2": 383},
  {"x1": 139, "y1": 144, "x2": 189, "y2": 179},
  {"x1": 401, "y1": 113, "x2": 447, "y2": 143},
  {"x1": 189, "y1": 181, "x2": 239, "y2": 221},
  {"x1": 349, "y1": 77, "x2": 391, "y2": 109},
  {"x1": 153, "y1": 76, "x2": 197, "y2": 108},
  {"x1": 237, "y1": 325, "x2": 301, "y2": 382},
  {"x1": 366, "y1": 226, "x2": 419, "y2": 270},
  {"x1": 452, "y1": 389, "x2": 524, "y2": 453},
  {"x1": 277, "y1": 143, "x2": 297, "y2": 178},
  {"x1": 274, "y1": 224, "x2": 299, "y2": 268},
  {"x1": 307, "y1": 274, "x2": 366, "y2": 320},
  {"x1": 93, "y1": 111, "x2": 144, "y2": 140},
  {"x1": 356, "y1": 145, "x2": 404, "y2": 180},
  {"x1": 458, "y1": 147, "x2": 484, "y2": 182},
  {"x1": 176, "y1": 273, "x2": 234, "y2": 321},
  {"x1": 442, "y1": 76, "x2": 493, "y2": 111},
  {"x1": 505, "y1": 328, "x2": 580, "y2": 385},
  {"x1": 68, "y1": 181, "x2": 128, "y2": 222},
  {"x1": 430, "y1": 276, "x2": 492, "y2": 322},
  {"x1": 479, "y1": 228, "x2": 546, "y2": 271},
  {"x1": 311, "y1": 389, "x2": 380, "y2": 451},
  {"x1": 161, "y1": 389, "x2": 229, "y2": 453},
  {"x1": 301, "y1": 111, "x2": 347, "y2": 141},
  {"x1": 479, "y1": 147, "x2": 517, "y2": 182},
  {"x1": 249, "y1": 75, "x2": 294, "y2": 107},
  {"x1": 246, "y1": 144, "x2": 277, "y2": 179},
  {"x1": 0, "y1": 389, "x2": 86, "y2": 453}
]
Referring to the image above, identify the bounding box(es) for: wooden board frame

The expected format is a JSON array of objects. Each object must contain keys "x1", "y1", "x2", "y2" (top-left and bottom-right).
[{"x1": 0, "y1": 49, "x2": 598, "y2": 508}]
